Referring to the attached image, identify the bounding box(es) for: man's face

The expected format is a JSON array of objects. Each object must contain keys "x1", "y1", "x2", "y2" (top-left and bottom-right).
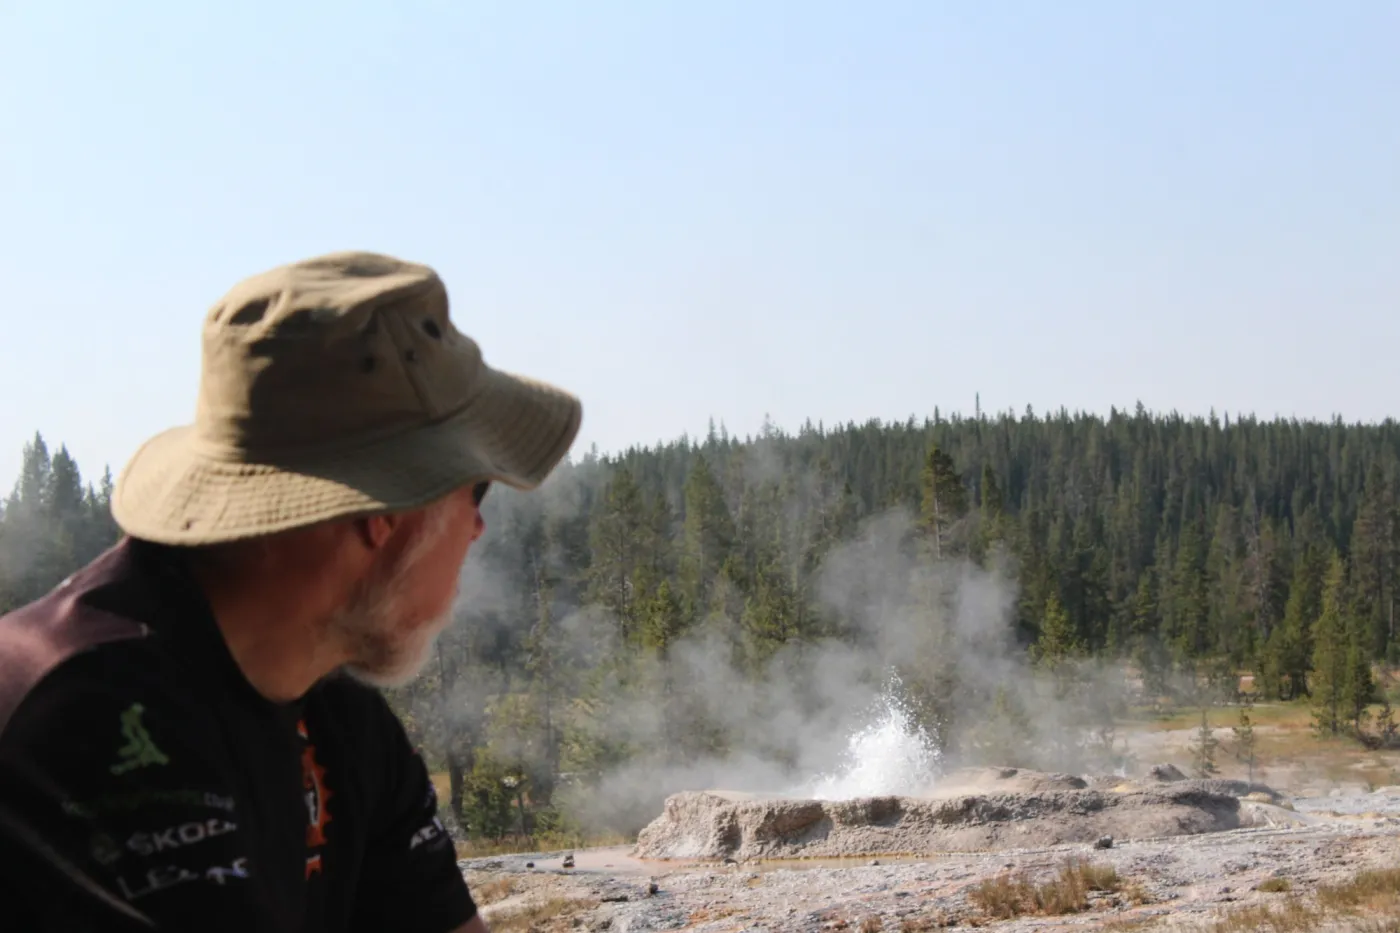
[{"x1": 333, "y1": 484, "x2": 486, "y2": 688}]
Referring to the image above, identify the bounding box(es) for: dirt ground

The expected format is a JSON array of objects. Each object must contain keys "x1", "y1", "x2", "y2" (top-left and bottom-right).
[{"x1": 458, "y1": 715, "x2": 1400, "y2": 932}]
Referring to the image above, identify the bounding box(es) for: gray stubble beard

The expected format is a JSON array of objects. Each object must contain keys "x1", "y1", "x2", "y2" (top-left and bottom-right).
[{"x1": 333, "y1": 502, "x2": 463, "y2": 690}]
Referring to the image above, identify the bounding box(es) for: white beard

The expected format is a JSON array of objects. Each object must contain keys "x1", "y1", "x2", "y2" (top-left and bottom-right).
[
  {"x1": 330, "y1": 505, "x2": 461, "y2": 689},
  {"x1": 339, "y1": 608, "x2": 452, "y2": 689}
]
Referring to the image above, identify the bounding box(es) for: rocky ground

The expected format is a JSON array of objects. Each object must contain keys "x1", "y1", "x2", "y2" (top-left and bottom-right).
[{"x1": 458, "y1": 756, "x2": 1400, "y2": 932}]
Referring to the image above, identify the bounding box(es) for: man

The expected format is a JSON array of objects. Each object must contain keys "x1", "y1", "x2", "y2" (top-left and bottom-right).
[{"x1": 0, "y1": 252, "x2": 583, "y2": 932}]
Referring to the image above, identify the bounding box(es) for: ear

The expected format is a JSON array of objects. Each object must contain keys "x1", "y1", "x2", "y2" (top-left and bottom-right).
[{"x1": 352, "y1": 513, "x2": 401, "y2": 551}]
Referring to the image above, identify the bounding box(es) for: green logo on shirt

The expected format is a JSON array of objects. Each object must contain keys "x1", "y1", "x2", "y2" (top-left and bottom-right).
[{"x1": 110, "y1": 703, "x2": 169, "y2": 776}]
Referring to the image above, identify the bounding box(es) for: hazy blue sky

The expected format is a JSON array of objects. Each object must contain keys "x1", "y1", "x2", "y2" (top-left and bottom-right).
[{"x1": 1, "y1": 2, "x2": 1396, "y2": 492}]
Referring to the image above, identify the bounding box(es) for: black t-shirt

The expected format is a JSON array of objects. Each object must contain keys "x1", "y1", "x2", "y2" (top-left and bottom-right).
[{"x1": 0, "y1": 539, "x2": 476, "y2": 932}]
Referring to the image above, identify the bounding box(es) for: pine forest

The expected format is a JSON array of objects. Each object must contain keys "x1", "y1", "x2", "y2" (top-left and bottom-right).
[{"x1": 5, "y1": 405, "x2": 1400, "y2": 840}]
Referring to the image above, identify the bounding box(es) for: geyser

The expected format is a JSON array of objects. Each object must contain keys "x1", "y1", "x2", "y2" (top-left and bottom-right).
[{"x1": 789, "y1": 673, "x2": 941, "y2": 800}]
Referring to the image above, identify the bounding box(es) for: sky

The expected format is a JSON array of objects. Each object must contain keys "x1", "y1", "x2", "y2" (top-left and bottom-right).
[{"x1": 1, "y1": 1, "x2": 1396, "y2": 492}]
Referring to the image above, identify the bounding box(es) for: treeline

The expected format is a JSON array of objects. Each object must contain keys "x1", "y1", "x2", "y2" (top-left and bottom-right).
[
  {"x1": 5, "y1": 407, "x2": 1400, "y2": 839},
  {"x1": 388, "y1": 407, "x2": 1400, "y2": 839},
  {"x1": 0, "y1": 434, "x2": 118, "y2": 610}
]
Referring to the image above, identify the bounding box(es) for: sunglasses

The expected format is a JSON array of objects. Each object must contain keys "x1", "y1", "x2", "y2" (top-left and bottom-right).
[{"x1": 472, "y1": 481, "x2": 491, "y2": 506}]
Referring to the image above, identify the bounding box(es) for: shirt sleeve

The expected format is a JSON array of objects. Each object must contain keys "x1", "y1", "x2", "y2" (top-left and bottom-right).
[
  {"x1": 350, "y1": 694, "x2": 477, "y2": 933},
  {"x1": 0, "y1": 656, "x2": 279, "y2": 932}
]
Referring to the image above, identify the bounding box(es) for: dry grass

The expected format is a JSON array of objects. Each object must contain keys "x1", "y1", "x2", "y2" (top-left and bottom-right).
[
  {"x1": 1197, "y1": 865, "x2": 1400, "y2": 932},
  {"x1": 1316, "y1": 867, "x2": 1400, "y2": 913},
  {"x1": 968, "y1": 858, "x2": 1121, "y2": 920},
  {"x1": 958, "y1": 864, "x2": 1400, "y2": 933},
  {"x1": 471, "y1": 875, "x2": 518, "y2": 905},
  {"x1": 1101, "y1": 919, "x2": 1157, "y2": 932},
  {"x1": 685, "y1": 905, "x2": 738, "y2": 924},
  {"x1": 1139, "y1": 696, "x2": 1395, "y2": 739},
  {"x1": 1131, "y1": 698, "x2": 1400, "y2": 790},
  {"x1": 1256, "y1": 876, "x2": 1293, "y2": 893},
  {"x1": 453, "y1": 830, "x2": 632, "y2": 859},
  {"x1": 1200, "y1": 901, "x2": 1315, "y2": 932},
  {"x1": 824, "y1": 911, "x2": 900, "y2": 932},
  {"x1": 455, "y1": 838, "x2": 543, "y2": 858},
  {"x1": 429, "y1": 770, "x2": 453, "y2": 806},
  {"x1": 1078, "y1": 861, "x2": 1123, "y2": 891},
  {"x1": 899, "y1": 914, "x2": 955, "y2": 932},
  {"x1": 1254, "y1": 727, "x2": 1384, "y2": 774},
  {"x1": 1121, "y1": 881, "x2": 1153, "y2": 905},
  {"x1": 487, "y1": 896, "x2": 597, "y2": 933},
  {"x1": 1135, "y1": 700, "x2": 1308, "y2": 732}
]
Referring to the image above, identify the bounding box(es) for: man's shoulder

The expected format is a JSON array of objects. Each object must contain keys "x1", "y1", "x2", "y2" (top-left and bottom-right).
[
  {"x1": 0, "y1": 538, "x2": 228, "y2": 768},
  {"x1": 0, "y1": 616, "x2": 250, "y2": 930},
  {"x1": 0, "y1": 542, "x2": 161, "y2": 738},
  {"x1": 0, "y1": 621, "x2": 240, "y2": 900},
  {"x1": 0, "y1": 634, "x2": 224, "y2": 793}
]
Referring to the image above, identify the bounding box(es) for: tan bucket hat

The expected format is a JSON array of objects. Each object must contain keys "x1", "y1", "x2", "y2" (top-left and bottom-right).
[{"x1": 112, "y1": 251, "x2": 583, "y2": 546}]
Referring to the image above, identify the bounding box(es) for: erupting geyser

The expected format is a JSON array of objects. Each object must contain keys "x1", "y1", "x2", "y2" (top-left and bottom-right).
[
  {"x1": 790, "y1": 674, "x2": 941, "y2": 800},
  {"x1": 633, "y1": 678, "x2": 1291, "y2": 863},
  {"x1": 631, "y1": 671, "x2": 1293, "y2": 862}
]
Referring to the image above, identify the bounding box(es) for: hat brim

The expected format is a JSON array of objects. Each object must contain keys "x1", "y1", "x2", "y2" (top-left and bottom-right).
[{"x1": 111, "y1": 365, "x2": 582, "y2": 546}]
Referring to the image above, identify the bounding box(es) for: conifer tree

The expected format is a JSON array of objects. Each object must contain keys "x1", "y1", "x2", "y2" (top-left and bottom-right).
[
  {"x1": 13, "y1": 432, "x2": 50, "y2": 514},
  {"x1": 1036, "y1": 594, "x2": 1078, "y2": 667},
  {"x1": 1262, "y1": 541, "x2": 1325, "y2": 700},
  {"x1": 1233, "y1": 700, "x2": 1257, "y2": 783},
  {"x1": 640, "y1": 580, "x2": 684, "y2": 656},
  {"x1": 1349, "y1": 462, "x2": 1398, "y2": 659},
  {"x1": 974, "y1": 463, "x2": 1007, "y2": 561},
  {"x1": 1242, "y1": 512, "x2": 1288, "y2": 670},
  {"x1": 1310, "y1": 552, "x2": 1350, "y2": 737},
  {"x1": 639, "y1": 580, "x2": 686, "y2": 763},
  {"x1": 524, "y1": 572, "x2": 563, "y2": 799},
  {"x1": 1168, "y1": 517, "x2": 1209, "y2": 660},
  {"x1": 1205, "y1": 505, "x2": 1249, "y2": 662},
  {"x1": 1343, "y1": 626, "x2": 1376, "y2": 734},
  {"x1": 980, "y1": 463, "x2": 1004, "y2": 519},
  {"x1": 919, "y1": 444, "x2": 967, "y2": 561},
  {"x1": 1375, "y1": 693, "x2": 1399, "y2": 748},
  {"x1": 971, "y1": 685, "x2": 1034, "y2": 767},
  {"x1": 1191, "y1": 708, "x2": 1219, "y2": 778},
  {"x1": 679, "y1": 455, "x2": 734, "y2": 615},
  {"x1": 586, "y1": 466, "x2": 649, "y2": 644}
]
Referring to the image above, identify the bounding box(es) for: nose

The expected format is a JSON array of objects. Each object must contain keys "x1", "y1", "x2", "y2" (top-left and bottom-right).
[{"x1": 470, "y1": 508, "x2": 486, "y2": 542}]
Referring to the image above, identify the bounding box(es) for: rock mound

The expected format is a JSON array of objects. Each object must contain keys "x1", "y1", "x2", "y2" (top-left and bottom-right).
[
  {"x1": 1189, "y1": 778, "x2": 1286, "y2": 803},
  {"x1": 1148, "y1": 763, "x2": 1188, "y2": 782},
  {"x1": 635, "y1": 783, "x2": 1246, "y2": 860},
  {"x1": 926, "y1": 766, "x2": 1088, "y2": 797}
]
